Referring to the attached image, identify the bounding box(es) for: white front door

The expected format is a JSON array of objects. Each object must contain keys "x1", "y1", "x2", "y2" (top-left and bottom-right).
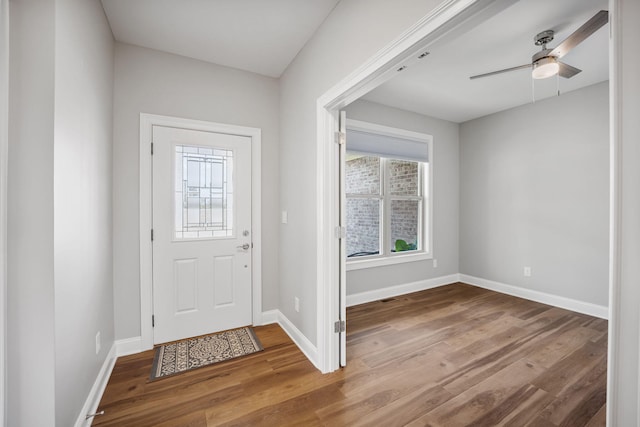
[{"x1": 152, "y1": 125, "x2": 252, "y2": 344}]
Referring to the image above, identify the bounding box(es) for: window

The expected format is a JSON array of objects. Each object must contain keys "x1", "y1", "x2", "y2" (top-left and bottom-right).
[
  {"x1": 174, "y1": 144, "x2": 234, "y2": 240},
  {"x1": 344, "y1": 120, "x2": 432, "y2": 270}
]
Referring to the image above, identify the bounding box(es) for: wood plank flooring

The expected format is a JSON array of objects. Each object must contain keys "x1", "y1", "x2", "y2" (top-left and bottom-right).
[{"x1": 93, "y1": 283, "x2": 607, "y2": 426}]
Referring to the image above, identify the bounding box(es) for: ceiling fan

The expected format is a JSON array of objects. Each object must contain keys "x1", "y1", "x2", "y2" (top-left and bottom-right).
[{"x1": 470, "y1": 10, "x2": 608, "y2": 80}]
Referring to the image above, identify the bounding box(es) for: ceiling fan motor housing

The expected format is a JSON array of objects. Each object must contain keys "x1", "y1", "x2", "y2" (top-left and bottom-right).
[{"x1": 532, "y1": 48, "x2": 555, "y2": 64}]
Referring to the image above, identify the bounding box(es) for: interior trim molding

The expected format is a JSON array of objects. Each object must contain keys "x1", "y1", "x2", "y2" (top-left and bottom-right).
[
  {"x1": 115, "y1": 337, "x2": 143, "y2": 357},
  {"x1": 605, "y1": 0, "x2": 636, "y2": 424},
  {"x1": 139, "y1": 113, "x2": 263, "y2": 351},
  {"x1": 346, "y1": 274, "x2": 459, "y2": 307},
  {"x1": 111, "y1": 274, "x2": 609, "y2": 371},
  {"x1": 273, "y1": 310, "x2": 319, "y2": 371},
  {"x1": 114, "y1": 309, "x2": 280, "y2": 358},
  {"x1": 81, "y1": 275, "x2": 610, "y2": 426},
  {"x1": 74, "y1": 344, "x2": 117, "y2": 427},
  {"x1": 0, "y1": 0, "x2": 9, "y2": 422},
  {"x1": 259, "y1": 310, "x2": 279, "y2": 325},
  {"x1": 460, "y1": 274, "x2": 609, "y2": 319}
]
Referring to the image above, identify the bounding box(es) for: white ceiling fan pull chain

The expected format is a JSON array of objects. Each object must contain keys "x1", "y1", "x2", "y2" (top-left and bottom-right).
[{"x1": 531, "y1": 75, "x2": 536, "y2": 104}]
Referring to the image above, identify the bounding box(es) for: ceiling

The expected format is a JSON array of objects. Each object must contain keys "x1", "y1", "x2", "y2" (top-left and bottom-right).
[
  {"x1": 361, "y1": 0, "x2": 609, "y2": 123},
  {"x1": 100, "y1": 0, "x2": 340, "y2": 78},
  {"x1": 100, "y1": 0, "x2": 609, "y2": 122}
]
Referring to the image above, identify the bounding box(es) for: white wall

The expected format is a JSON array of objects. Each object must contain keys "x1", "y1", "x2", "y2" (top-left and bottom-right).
[
  {"x1": 8, "y1": 1, "x2": 114, "y2": 425},
  {"x1": 279, "y1": 0, "x2": 447, "y2": 346},
  {"x1": 53, "y1": 0, "x2": 114, "y2": 425},
  {"x1": 8, "y1": 0, "x2": 57, "y2": 424},
  {"x1": 112, "y1": 43, "x2": 280, "y2": 340},
  {"x1": 344, "y1": 100, "x2": 459, "y2": 295},
  {"x1": 459, "y1": 82, "x2": 609, "y2": 307}
]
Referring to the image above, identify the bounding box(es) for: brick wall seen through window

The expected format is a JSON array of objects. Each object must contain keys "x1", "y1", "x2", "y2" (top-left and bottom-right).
[{"x1": 346, "y1": 154, "x2": 422, "y2": 258}]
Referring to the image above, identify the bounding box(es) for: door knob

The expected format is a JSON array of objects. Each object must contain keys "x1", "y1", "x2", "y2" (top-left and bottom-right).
[{"x1": 237, "y1": 243, "x2": 250, "y2": 250}]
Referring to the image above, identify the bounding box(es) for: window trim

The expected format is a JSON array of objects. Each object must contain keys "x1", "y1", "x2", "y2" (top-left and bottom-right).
[
  {"x1": 347, "y1": 250, "x2": 432, "y2": 271},
  {"x1": 344, "y1": 120, "x2": 433, "y2": 270}
]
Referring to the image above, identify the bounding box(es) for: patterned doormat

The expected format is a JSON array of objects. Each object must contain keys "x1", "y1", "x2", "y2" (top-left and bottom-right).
[{"x1": 150, "y1": 327, "x2": 263, "y2": 380}]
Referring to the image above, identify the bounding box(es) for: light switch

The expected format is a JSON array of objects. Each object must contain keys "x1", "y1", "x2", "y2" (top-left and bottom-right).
[{"x1": 281, "y1": 210, "x2": 288, "y2": 224}]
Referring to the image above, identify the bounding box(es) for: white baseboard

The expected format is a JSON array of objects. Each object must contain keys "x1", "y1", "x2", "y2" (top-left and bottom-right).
[
  {"x1": 112, "y1": 314, "x2": 280, "y2": 355},
  {"x1": 270, "y1": 310, "x2": 320, "y2": 370},
  {"x1": 75, "y1": 314, "x2": 312, "y2": 426},
  {"x1": 346, "y1": 274, "x2": 460, "y2": 307},
  {"x1": 459, "y1": 274, "x2": 609, "y2": 319},
  {"x1": 115, "y1": 336, "x2": 142, "y2": 357},
  {"x1": 81, "y1": 273, "x2": 605, "y2": 426},
  {"x1": 259, "y1": 309, "x2": 279, "y2": 325},
  {"x1": 256, "y1": 309, "x2": 320, "y2": 370},
  {"x1": 74, "y1": 344, "x2": 117, "y2": 427}
]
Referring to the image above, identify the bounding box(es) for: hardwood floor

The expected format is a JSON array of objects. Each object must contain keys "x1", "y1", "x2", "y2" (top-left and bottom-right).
[{"x1": 94, "y1": 283, "x2": 607, "y2": 426}]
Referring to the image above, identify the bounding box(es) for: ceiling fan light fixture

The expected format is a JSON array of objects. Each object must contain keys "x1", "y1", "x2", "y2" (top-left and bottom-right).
[{"x1": 532, "y1": 56, "x2": 559, "y2": 79}]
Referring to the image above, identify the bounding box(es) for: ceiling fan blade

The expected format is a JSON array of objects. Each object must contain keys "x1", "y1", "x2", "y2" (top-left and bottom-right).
[
  {"x1": 470, "y1": 63, "x2": 531, "y2": 80},
  {"x1": 558, "y1": 62, "x2": 582, "y2": 78},
  {"x1": 550, "y1": 10, "x2": 609, "y2": 59}
]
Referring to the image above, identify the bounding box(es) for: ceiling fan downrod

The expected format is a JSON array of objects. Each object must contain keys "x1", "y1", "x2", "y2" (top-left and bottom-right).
[{"x1": 534, "y1": 29, "x2": 555, "y2": 48}]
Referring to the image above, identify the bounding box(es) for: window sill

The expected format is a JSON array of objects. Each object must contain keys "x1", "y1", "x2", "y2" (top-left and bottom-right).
[{"x1": 346, "y1": 251, "x2": 432, "y2": 271}]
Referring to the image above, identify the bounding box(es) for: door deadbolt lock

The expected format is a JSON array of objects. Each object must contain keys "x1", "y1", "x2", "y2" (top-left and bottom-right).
[
  {"x1": 237, "y1": 243, "x2": 250, "y2": 250},
  {"x1": 243, "y1": 230, "x2": 250, "y2": 237}
]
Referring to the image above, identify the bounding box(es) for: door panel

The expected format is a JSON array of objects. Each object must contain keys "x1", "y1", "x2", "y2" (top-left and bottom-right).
[
  {"x1": 152, "y1": 125, "x2": 252, "y2": 344},
  {"x1": 174, "y1": 258, "x2": 197, "y2": 312},
  {"x1": 213, "y1": 255, "x2": 235, "y2": 306}
]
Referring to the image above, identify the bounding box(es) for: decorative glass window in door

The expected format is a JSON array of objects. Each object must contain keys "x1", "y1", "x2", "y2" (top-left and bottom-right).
[{"x1": 174, "y1": 145, "x2": 234, "y2": 239}]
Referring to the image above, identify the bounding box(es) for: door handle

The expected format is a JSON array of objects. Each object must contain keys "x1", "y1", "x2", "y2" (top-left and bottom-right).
[{"x1": 237, "y1": 243, "x2": 250, "y2": 250}]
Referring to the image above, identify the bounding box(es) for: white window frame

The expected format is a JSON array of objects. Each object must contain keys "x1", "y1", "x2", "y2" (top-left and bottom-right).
[
  {"x1": 139, "y1": 113, "x2": 263, "y2": 351},
  {"x1": 344, "y1": 120, "x2": 433, "y2": 271}
]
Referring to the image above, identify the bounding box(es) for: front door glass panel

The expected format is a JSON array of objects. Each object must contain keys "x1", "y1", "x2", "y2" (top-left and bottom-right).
[{"x1": 174, "y1": 145, "x2": 234, "y2": 239}]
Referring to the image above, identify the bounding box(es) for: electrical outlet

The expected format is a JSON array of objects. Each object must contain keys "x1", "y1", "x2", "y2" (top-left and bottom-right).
[
  {"x1": 524, "y1": 266, "x2": 532, "y2": 277},
  {"x1": 95, "y1": 331, "x2": 101, "y2": 355},
  {"x1": 433, "y1": 259, "x2": 438, "y2": 268},
  {"x1": 281, "y1": 210, "x2": 288, "y2": 224},
  {"x1": 294, "y1": 297, "x2": 300, "y2": 312}
]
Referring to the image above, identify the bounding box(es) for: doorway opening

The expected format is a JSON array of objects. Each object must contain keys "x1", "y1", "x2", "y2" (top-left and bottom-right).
[
  {"x1": 316, "y1": 0, "x2": 527, "y2": 374},
  {"x1": 139, "y1": 114, "x2": 263, "y2": 350},
  {"x1": 316, "y1": 2, "x2": 614, "y2": 412}
]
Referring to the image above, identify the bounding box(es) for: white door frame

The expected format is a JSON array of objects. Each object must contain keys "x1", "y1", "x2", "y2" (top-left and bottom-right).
[
  {"x1": 139, "y1": 113, "x2": 262, "y2": 350},
  {"x1": 315, "y1": 0, "x2": 522, "y2": 374},
  {"x1": 0, "y1": 0, "x2": 8, "y2": 422}
]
